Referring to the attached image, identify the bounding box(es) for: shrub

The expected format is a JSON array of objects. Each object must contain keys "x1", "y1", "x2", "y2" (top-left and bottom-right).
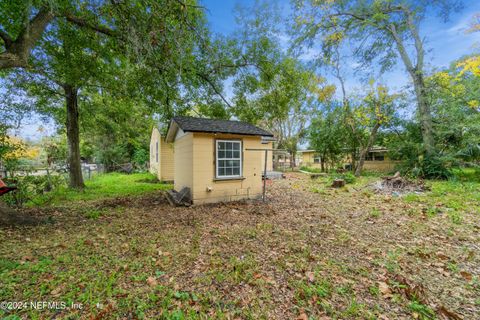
[
  {"x1": 133, "y1": 148, "x2": 149, "y2": 168},
  {"x1": 2, "y1": 175, "x2": 65, "y2": 208},
  {"x1": 332, "y1": 172, "x2": 356, "y2": 184}
]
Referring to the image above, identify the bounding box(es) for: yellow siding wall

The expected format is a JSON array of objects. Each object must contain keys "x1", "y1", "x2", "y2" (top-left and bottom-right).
[
  {"x1": 150, "y1": 128, "x2": 175, "y2": 181},
  {"x1": 160, "y1": 141, "x2": 174, "y2": 181},
  {"x1": 300, "y1": 152, "x2": 322, "y2": 168},
  {"x1": 149, "y1": 128, "x2": 161, "y2": 176},
  {"x1": 174, "y1": 132, "x2": 193, "y2": 192},
  {"x1": 363, "y1": 160, "x2": 400, "y2": 172},
  {"x1": 191, "y1": 133, "x2": 264, "y2": 204},
  {"x1": 260, "y1": 141, "x2": 274, "y2": 172}
]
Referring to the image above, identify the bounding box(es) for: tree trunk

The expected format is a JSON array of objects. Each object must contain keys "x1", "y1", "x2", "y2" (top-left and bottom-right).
[
  {"x1": 320, "y1": 158, "x2": 325, "y2": 172},
  {"x1": 64, "y1": 84, "x2": 84, "y2": 189},
  {"x1": 389, "y1": 20, "x2": 435, "y2": 156},
  {"x1": 290, "y1": 151, "x2": 296, "y2": 168},
  {"x1": 355, "y1": 123, "x2": 381, "y2": 177},
  {"x1": 412, "y1": 74, "x2": 435, "y2": 156}
]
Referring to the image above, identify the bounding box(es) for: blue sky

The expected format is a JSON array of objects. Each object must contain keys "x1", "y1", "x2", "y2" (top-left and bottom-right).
[
  {"x1": 11, "y1": 0, "x2": 480, "y2": 139},
  {"x1": 201, "y1": 0, "x2": 480, "y2": 91}
]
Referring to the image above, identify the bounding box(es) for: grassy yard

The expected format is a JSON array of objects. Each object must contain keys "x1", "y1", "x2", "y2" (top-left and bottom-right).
[
  {"x1": 0, "y1": 172, "x2": 479, "y2": 319},
  {"x1": 29, "y1": 172, "x2": 172, "y2": 206}
]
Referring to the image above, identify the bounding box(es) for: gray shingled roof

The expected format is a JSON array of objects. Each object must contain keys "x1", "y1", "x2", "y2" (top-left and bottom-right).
[{"x1": 172, "y1": 116, "x2": 274, "y2": 137}]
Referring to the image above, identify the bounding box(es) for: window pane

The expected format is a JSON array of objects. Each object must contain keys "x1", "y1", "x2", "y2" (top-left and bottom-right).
[
  {"x1": 218, "y1": 168, "x2": 225, "y2": 176},
  {"x1": 216, "y1": 141, "x2": 242, "y2": 177}
]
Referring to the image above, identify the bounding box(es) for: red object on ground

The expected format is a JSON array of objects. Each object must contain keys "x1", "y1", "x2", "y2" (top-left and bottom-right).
[{"x1": 0, "y1": 178, "x2": 16, "y2": 196}]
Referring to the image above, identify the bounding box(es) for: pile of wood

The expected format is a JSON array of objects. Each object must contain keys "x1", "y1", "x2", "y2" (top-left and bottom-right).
[
  {"x1": 166, "y1": 187, "x2": 192, "y2": 207},
  {"x1": 374, "y1": 172, "x2": 429, "y2": 194}
]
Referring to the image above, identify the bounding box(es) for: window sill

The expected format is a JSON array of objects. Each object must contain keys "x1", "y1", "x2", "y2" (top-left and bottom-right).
[{"x1": 213, "y1": 176, "x2": 246, "y2": 182}]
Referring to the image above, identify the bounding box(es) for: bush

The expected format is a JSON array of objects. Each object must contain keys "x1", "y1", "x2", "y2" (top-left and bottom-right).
[
  {"x1": 397, "y1": 153, "x2": 453, "y2": 180},
  {"x1": 2, "y1": 175, "x2": 65, "y2": 208},
  {"x1": 332, "y1": 172, "x2": 356, "y2": 184},
  {"x1": 133, "y1": 148, "x2": 149, "y2": 168}
]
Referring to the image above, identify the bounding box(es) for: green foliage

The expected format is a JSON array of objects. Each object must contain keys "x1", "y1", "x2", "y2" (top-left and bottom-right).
[
  {"x1": 408, "y1": 300, "x2": 435, "y2": 320},
  {"x1": 84, "y1": 209, "x2": 103, "y2": 220},
  {"x1": 299, "y1": 166, "x2": 322, "y2": 173},
  {"x1": 419, "y1": 155, "x2": 453, "y2": 180},
  {"x1": 309, "y1": 103, "x2": 346, "y2": 171},
  {"x1": 337, "y1": 172, "x2": 356, "y2": 184},
  {"x1": 133, "y1": 148, "x2": 149, "y2": 167},
  {"x1": 2, "y1": 175, "x2": 65, "y2": 208}
]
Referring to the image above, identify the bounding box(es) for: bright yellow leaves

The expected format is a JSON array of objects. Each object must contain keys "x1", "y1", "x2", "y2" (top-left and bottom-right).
[
  {"x1": 456, "y1": 56, "x2": 480, "y2": 78},
  {"x1": 467, "y1": 100, "x2": 479, "y2": 110},
  {"x1": 353, "y1": 83, "x2": 395, "y2": 127},
  {"x1": 2, "y1": 136, "x2": 39, "y2": 161}
]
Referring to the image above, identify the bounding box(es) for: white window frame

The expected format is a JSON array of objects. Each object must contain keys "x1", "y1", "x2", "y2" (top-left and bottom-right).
[{"x1": 216, "y1": 140, "x2": 242, "y2": 179}]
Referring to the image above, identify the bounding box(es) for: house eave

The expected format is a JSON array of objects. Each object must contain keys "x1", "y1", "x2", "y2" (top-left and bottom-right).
[{"x1": 165, "y1": 120, "x2": 179, "y2": 143}]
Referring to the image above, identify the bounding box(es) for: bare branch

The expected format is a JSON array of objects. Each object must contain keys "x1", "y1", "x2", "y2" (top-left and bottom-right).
[{"x1": 196, "y1": 72, "x2": 233, "y2": 109}]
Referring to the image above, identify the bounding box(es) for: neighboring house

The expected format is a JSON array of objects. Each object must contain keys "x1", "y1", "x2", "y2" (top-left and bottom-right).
[
  {"x1": 165, "y1": 116, "x2": 274, "y2": 204},
  {"x1": 298, "y1": 147, "x2": 400, "y2": 172},
  {"x1": 149, "y1": 127, "x2": 174, "y2": 182},
  {"x1": 298, "y1": 150, "x2": 321, "y2": 168},
  {"x1": 354, "y1": 146, "x2": 400, "y2": 172}
]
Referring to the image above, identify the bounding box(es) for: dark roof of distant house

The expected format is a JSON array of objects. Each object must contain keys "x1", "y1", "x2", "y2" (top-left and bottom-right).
[{"x1": 171, "y1": 116, "x2": 274, "y2": 137}]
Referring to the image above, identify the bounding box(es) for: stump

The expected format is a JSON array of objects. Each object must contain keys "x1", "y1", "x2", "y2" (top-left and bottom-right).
[{"x1": 332, "y1": 179, "x2": 345, "y2": 188}]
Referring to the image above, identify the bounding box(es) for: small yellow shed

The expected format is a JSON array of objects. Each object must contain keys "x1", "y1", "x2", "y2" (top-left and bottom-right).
[
  {"x1": 149, "y1": 127, "x2": 174, "y2": 182},
  {"x1": 165, "y1": 116, "x2": 274, "y2": 204}
]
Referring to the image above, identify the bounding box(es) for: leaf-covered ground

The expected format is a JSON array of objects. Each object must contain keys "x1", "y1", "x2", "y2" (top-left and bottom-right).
[{"x1": 1, "y1": 173, "x2": 479, "y2": 319}]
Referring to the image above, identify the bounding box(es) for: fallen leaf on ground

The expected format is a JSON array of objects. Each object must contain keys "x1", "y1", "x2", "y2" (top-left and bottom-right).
[
  {"x1": 460, "y1": 271, "x2": 472, "y2": 281},
  {"x1": 147, "y1": 276, "x2": 157, "y2": 287}
]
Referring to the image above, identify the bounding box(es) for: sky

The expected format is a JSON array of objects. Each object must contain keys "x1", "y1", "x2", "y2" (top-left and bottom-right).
[{"x1": 9, "y1": 0, "x2": 480, "y2": 140}]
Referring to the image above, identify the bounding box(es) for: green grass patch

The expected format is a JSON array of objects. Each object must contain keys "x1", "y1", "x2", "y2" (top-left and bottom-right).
[
  {"x1": 29, "y1": 172, "x2": 172, "y2": 206},
  {"x1": 299, "y1": 166, "x2": 324, "y2": 173}
]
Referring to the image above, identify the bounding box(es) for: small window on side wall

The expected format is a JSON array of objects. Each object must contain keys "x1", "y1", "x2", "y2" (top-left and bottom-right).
[
  {"x1": 156, "y1": 141, "x2": 159, "y2": 163},
  {"x1": 216, "y1": 140, "x2": 242, "y2": 178}
]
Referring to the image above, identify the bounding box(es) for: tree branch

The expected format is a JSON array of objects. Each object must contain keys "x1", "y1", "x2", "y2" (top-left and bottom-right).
[
  {"x1": 405, "y1": 9, "x2": 424, "y2": 70},
  {"x1": 0, "y1": 7, "x2": 54, "y2": 69},
  {"x1": 63, "y1": 14, "x2": 117, "y2": 37},
  {"x1": 0, "y1": 28, "x2": 12, "y2": 47},
  {"x1": 196, "y1": 72, "x2": 233, "y2": 109},
  {"x1": 388, "y1": 23, "x2": 415, "y2": 75}
]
